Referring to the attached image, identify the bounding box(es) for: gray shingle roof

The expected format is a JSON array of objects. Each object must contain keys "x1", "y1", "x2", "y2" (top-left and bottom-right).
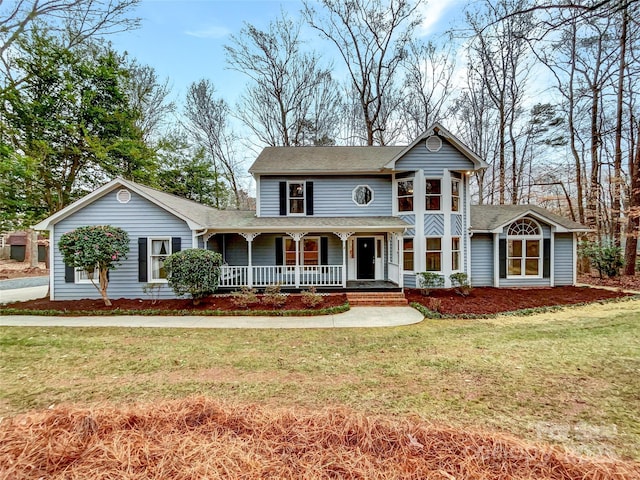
[
  {"x1": 470, "y1": 205, "x2": 589, "y2": 232},
  {"x1": 249, "y1": 146, "x2": 405, "y2": 174}
]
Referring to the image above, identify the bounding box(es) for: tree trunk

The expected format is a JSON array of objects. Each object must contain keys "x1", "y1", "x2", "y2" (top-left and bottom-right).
[
  {"x1": 25, "y1": 229, "x2": 39, "y2": 268},
  {"x1": 624, "y1": 122, "x2": 640, "y2": 275},
  {"x1": 99, "y1": 268, "x2": 112, "y2": 306}
]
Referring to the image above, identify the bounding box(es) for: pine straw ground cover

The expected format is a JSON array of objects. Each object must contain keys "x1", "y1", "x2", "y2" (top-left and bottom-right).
[{"x1": 1, "y1": 397, "x2": 638, "y2": 480}]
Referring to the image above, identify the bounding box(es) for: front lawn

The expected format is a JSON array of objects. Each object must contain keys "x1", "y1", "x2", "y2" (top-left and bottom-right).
[{"x1": 1, "y1": 299, "x2": 639, "y2": 460}]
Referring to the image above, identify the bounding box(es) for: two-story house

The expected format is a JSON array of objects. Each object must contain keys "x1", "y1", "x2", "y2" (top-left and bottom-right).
[{"x1": 33, "y1": 123, "x2": 588, "y2": 301}]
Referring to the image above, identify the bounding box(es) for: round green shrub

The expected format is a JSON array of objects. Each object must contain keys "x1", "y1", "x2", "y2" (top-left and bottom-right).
[{"x1": 164, "y1": 249, "x2": 222, "y2": 303}]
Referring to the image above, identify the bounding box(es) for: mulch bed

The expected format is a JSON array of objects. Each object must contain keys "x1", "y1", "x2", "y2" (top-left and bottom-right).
[
  {"x1": 1, "y1": 397, "x2": 638, "y2": 480},
  {"x1": 405, "y1": 286, "x2": 633, "y2": 316},
  {"x1": 2, "y1": 292, "x2": 348, "y2": 313}
]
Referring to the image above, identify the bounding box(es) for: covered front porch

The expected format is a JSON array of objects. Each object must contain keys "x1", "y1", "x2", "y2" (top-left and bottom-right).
[{"x1": 201, "y1": 226, "x2": 406, "y2": 290}]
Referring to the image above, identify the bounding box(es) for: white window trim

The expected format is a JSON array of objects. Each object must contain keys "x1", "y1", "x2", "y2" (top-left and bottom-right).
[
  {"x1": 402, "y1": 237, "x2": 415, "y2": 273},
  {"x1": 506, "y1": 219, "x2": 543, "y2": 279},
  {"x1": 75, "y1": 266, "x2": 99, "y2": 284},
  {"x1": 283, "y1": 236, "x2": 320, "y2": 265},
  {"x1": 451, "y1": 237, "x2": 461, "y2": 272},
  {"x1": 148, "y1": 237, "x2": 171, "y2": 283},
  {"x1": 451, "y1": 179, "x2": 461, "y2": 213},
  {"x1": 352, "y1": 184, "x2": 374, "y2": 207},
  {"x1": 396, "y1": 178, "x2": 414, "y2": 213},
  {"x1": 287, "y1": 180, "x2": 306, "y2": 216},
  {"x1": 425, "y1": 236, "x2": 443, "y2": 273},
  {"x1": 425, "y1": 178, "x2": 442, "y2": 212}
]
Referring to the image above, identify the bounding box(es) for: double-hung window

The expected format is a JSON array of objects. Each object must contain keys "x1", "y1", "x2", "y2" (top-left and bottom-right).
[
  {"x1": 425, "y1": 179, "x2": 441, "y2": 210},
  {"x1": 283, "y1": 237, "x2": 320, "y2": 265},
  {"x1": 425, "y1": 237, "x2": 442, "y2": 272},
  {"x1": 451, "y1": 179, "x2": 460, "y2": 212},
  {"x1": 403, "y1": 238, "x2": 414, "y2": 271},
  {"x1": 288, "y1": 181, "x2": 305, "y2": 215},
  {"x1": 397, "y1": 180, "x2": 414, "y2": 212},
  {"x1": 451, "y1": 237, "x2": 461, "y2": 271},
  {"x1": 149, "y1": 238, "x2": 171, "y2": 282},
  {"x1": 75, "y1": 266, "x2": 99, "y2": 284}
]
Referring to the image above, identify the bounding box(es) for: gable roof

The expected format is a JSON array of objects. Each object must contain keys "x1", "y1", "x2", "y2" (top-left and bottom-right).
[
  {"x1": 32, "y1": 178, "x2": 231, "y2": 231},
  {"x1": 249, "y1": 123, "x2": 488, "y2": 175},
  {"x1": 470, "y1": 205, "x2": 590, "y2": 233},
  {"x1": 249, "y1": 146, "x2": 404, "y2": 175}
]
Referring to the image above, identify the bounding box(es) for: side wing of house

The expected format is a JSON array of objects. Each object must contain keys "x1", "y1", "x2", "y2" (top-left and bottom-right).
[
  {"x1": 50, "y1": 188, "x2": 193, "y2": 300},
  {"x1": 392, "y1": 137, "x2": 478, "y2": 288},
  {"x1": 470, "y1": 208, "x2": 582, "y2": 287}
]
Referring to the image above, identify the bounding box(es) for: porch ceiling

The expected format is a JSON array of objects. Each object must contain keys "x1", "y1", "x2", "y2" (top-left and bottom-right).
[{"x1": 204, "y1": 213, "x2": 409, "y2": 233}]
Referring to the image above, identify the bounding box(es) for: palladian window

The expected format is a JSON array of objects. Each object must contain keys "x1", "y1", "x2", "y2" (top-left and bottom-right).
[{"x1": 507, "y1": 219, "x2": 542, "y2": 277}]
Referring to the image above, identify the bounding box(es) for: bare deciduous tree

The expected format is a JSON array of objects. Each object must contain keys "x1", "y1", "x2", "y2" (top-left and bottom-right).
[{"x1": 303, "y1": 0, "x2": 422, "y2": 145}]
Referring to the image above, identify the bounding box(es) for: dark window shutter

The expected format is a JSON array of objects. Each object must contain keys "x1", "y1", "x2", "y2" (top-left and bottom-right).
[
  {"x1": 65, "y1": 265, "x2": 75, "y2": 283},
  {"x1": 499, "y1": 238, "x2": 507, "y2": 279},
  {"x1": 321, "y1": 237, "x2": 328, "y2": 265},
  {"x1": 275, "y1": 237, "x2": 283, "y2": 265},
  {"x1": 543, "y1": 238, "x2": 551, "y2": 278},
  {"x1": 279, "y1": 182, "x2": 286, "y2": 216},
  {"x1": 138, "y1": 237, "x2": 148, "y2": 282},
  {"x1": 172, "y1": 237, "x2": 182, "y2": 253},
  {"x1": 306, "y1": 182, "x2": 314, "y2": 216}
]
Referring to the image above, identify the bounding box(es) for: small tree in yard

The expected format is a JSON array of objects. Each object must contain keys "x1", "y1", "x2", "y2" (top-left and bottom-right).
[
  {"x1": 579, "y1": 241, "x2": 624, "y2": 279},
  {"x1": 58, "y1": 225, "x2": 129, "y2": 306},
  {"x1": 164, "y1": 249, "x2": 222, "y2": 305}
]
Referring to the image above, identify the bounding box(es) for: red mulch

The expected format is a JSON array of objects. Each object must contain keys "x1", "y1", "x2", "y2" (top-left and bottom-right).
[
  {"x1": 3, "y1": 292, "x2": 348, "y2": 313},
  {"x1": 405, "y1": 286, "x2": 633, "y2": 316}
]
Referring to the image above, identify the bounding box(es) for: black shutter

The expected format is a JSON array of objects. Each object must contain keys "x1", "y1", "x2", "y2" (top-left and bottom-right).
[
  {"x1": 306, "y1": 182, "x2": 314, "y2": 216},
  {"x1": 172, "y1": 237, "x2": 182, "y2": 253},
  {"x1": 275, "y1": 237, "x2": 283, "y2": 265},
  {"x1": 320, "y1": 237, "x2": 328, "y2": 265},
  {"x1": 499, "y1": 238, "x2": 507, "y2": 279},
  {"x1": 138, "y1": 237, "x2": 147, "y2": 282},
  {"x1": 279, "y1": 182, "x2": 287, "y2": 216},
  {"x1": 65, "y1": 265, "x2": 75, "y2": 283},
  {"x1": 543, "y1": 238, "x2": 551, "y2": 278}
]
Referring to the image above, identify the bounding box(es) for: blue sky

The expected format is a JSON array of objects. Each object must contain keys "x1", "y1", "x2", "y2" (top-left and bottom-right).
[{"x1": 110, "y1": 0, "x2": 465, "y2": 106}]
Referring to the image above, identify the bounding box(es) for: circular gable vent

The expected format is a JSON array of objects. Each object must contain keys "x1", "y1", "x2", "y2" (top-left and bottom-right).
[
  {"x1": 425, "y1": 135, "x2": 442, "y2": 152},
  {"x1": 116, "y1": 189, "x2": 131, "y2": 204}
]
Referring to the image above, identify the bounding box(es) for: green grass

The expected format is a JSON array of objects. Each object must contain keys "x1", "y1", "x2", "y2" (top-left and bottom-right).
[{"x1": 1, "y1": 301, "x2": 639, "y2": 460}]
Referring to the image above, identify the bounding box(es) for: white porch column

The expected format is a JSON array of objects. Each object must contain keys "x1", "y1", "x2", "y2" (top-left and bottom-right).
[
  {"x1": 240, "y1": 232, "x2": 260, "y2": 288},
  {"x1": 334, "y1": 232, "x2": 354, "y2": 287},
  {"x1": 287, "y1": 232, "x2": 306, "y2": 288}
]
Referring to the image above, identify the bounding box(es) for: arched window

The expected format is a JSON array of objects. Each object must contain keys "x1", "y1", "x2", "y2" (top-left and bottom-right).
[{"x1": 507, "y1": 218, "x2": 542, "y2": 277}]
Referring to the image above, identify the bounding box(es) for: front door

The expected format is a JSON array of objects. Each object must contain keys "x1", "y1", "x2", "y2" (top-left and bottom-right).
[{"x1": 357, "y1": 237, "x2": 375, "y2": 279}]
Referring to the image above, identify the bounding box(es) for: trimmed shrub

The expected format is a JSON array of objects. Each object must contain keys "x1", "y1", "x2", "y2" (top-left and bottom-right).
[
  {"x1": 301, "y1": 286, "x2": 323, "y2": 308},
  {"x1": 231, "y1": 287, "x2": 259, "y2": 309},
  {"x1": 164, "y1": 249, "x2": 222, "y2": 304},
  {"x1": 262, "y1": 283, "x2": 287, "y2": 308},
  {"x1": 417, "y1": 272, "x2": 444, "y2": 295},
  {"x1": 449, "y1": 272, "x2": 472, "y2": 296},
  {"x1": 58, "y1": 225, "x2": 129, "y2": 306},
  {"x1": 579, "y1": 240, "x2": 624, "y2": 278}
]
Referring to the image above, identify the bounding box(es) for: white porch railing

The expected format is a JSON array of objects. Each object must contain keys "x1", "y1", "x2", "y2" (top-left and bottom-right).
[{"x1": 218, "y1": 265, "x2": 343, "y2": 288}]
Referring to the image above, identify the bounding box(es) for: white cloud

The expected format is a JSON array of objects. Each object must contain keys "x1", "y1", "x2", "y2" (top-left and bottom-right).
[
  {"x1": 185, "y1": 25, "x2": 230, "y2": 39},
  {"x1": 417, "y1": 0, "x2": 462, "y2": 36}
]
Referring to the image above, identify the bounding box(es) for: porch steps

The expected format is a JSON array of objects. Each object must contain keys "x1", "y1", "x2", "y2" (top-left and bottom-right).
[{"x1": 346, "y1": 291, "x2": 408, "y2": 307}]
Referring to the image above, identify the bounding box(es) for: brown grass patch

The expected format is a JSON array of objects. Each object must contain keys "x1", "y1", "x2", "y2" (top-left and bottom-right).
[{"x1": 1, "y1": 397, "x2": 638, "y2": 479}]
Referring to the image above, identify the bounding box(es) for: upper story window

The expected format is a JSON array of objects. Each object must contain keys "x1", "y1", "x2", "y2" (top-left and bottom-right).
[
  {"x1": 397, "y1": 179, "x2": 414, "y2": 212},
  {"x1": 507, "y1": 219, "x2": 542, "y2": 277},
  {"x1": 425, "y1": 179, "x2": 441, "y2": 210},
  {"x1": 451, "y1": 179, "x2": 460, "y2": 212},
  {"x1": 353, "y1": 185, "x2": 374, "y2": 206},
  {"x1": 288, "y1": 181, "x2": 305, "y2": 215}
]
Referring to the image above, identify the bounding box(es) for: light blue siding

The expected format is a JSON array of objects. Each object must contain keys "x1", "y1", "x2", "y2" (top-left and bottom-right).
[
  {"x1": 395, "y1": 140, "x2": 476, "y2": 174},
  {"x1": 54, "y1": 189, "x2": 192, "y2": 300},
  {"x1": 500, "y1": 278, "x2": 551, "y2": 287},
  {"x1": 403, "y1": 273, "x2": 417, "y2": 288},
  {"x1": 259, "y1": 175, "x2": 392, "y2": 217},
  {"x1": 470, "y1": 234, "x2": 493, "y2": 286},
  {"x1": 451, "y1": 214, "x2": 463, "y2": 236},
  {"x1": 554, "y1": 233, "x2": 574, "y2": 285},
  {"x1": 424, "y1": 214, "x2": 444, "y2": 236}
]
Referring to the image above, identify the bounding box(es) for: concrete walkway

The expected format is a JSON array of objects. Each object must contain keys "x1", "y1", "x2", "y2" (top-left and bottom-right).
[
  {"x1": 0, "y1": 283, "x2": 424, "y2": 329},
  {"x1": 0, "y1": 306, "x2": 424, "y2": 329}
]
